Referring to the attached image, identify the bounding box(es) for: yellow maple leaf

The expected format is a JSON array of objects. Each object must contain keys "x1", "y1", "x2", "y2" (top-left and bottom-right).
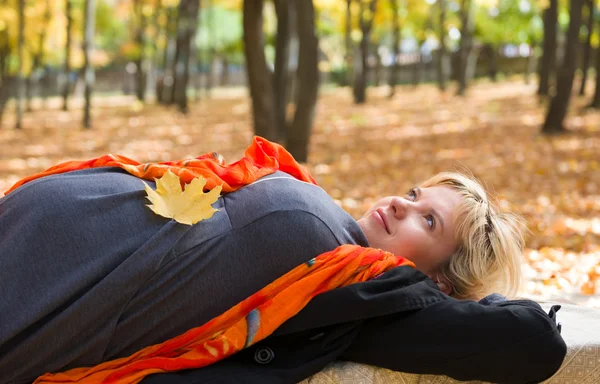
[{"x1": 143, "y1": 170, "x2": 222, "y2": 225}]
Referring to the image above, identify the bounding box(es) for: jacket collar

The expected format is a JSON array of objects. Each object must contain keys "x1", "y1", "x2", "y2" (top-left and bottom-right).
[{"x1": 274, "y1": 265, "x2": 449, "y2": 336}]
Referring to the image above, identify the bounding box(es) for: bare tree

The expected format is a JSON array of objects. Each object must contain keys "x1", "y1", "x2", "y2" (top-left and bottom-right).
[
  {"x1": 353, "y1": 0, "x2": 377, "y2": 104},
  {"x1": 542, "y1": 0, "x2": 584, "y2": 134},
  {"x1": 538, "y1": 0, "x2": 558, "y2": 96},
  {"x1": 579, "y1": 0, "x2": 594, "y2": 96},
  {"x1": 243, "y1": 0, "x2": 277, "y2": 140},
  {"x1": 388, "y1": 0, "x2": 401, "y2": 98},
  {"x1": 288, "y1": 0, "x2": 319, "y2": 162},
  {"x1": 16, "y1": 0, "x2": 24, "y2": 129},
  {"x1": 83, "y1": 0, "x2": 97, "y2": 129}
]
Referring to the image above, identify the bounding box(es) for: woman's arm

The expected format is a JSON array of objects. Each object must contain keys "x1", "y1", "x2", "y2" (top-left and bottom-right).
[{"x1": 341, "y1": 298, "x2": 566, "y2": 383}]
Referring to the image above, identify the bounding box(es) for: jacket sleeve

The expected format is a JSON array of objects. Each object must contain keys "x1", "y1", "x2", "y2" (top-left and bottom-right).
[{"x1": 341, "y1": 298, "x2": 566, "y2": 384}]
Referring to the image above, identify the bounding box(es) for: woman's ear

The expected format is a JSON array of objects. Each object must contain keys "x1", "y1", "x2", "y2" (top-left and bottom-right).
[{"x1": 435, "y1": 275, "x2": 453, "y2": 296}]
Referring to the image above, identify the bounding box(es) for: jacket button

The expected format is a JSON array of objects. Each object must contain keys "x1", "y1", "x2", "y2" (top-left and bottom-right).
[{"x1": 254, "y1": 347, "x2": 275, "y2": 364}]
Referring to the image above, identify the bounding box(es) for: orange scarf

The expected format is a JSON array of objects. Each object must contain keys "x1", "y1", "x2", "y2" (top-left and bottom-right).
[
  {"x1": 5, "y1": 136, "x2": 315, "y2": 195},
  {"x1": 35, "y1": 245, "x2": 412, "y2": 383},
  {"x1": 8, "y1": 137, "x2": 414, "y2": 383}
]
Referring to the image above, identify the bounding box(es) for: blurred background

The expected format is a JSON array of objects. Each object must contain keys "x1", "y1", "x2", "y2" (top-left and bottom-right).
[{"x1": 0, "y1": 0, "x2": 599, "y2": 305}]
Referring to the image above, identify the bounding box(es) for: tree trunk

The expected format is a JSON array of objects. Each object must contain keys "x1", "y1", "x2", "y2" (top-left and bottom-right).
[
  {"x1": 273, "y1": 0, "x2": 292, "y2": 142},
  {"x1": 579, "y1": 0, "x2": 594, "y2": 96},
  {"x1": 16, "y1": 0, "x2": 24, "y2": 130},
  {"x1": 173, "y1": 0, "x2": 200, "y2": 114},
  {"x1": 220, "y1": 55, "x2": 229, "y2": 86},
  {"x1": 82, "y1": 0, "x2": 96, "y2": 129},
  {"x1": 288, "y1": 0, "x2": 318, "y2": 163},
  {"x1": 388, "y1": 0, "x2": 401, "y2": 98},
  {"x1": 134, "y1": 0, "x2": 147, "y2": 102},
  {"x1": 205, "y1": 0, "x2": 215, "y2": 98},
  {"x1": 27, "y1": 0, "x2": 51, "y2": 112},
  {"x1": 160, "y1": 6, "x2": 176, "y2": 104},
  {"x1": 353, "y1": 1, "x2": 366, "y2": 103},
  {"x1": 192, "y1": 37, "x2": 201, "y2": 101},
  {"x1": 437, "y1": 0, "x2": 447, "y2": 91},
  {"x1": 487, "y1": 44, "x2": 497, "y2": 82},
  {"x1": 162, "y1": 6, "x2": 178, "y2": 104},
  {"x1": 466, "y1": 45, "x2": 481, "y2": 82},
  {"x1": 374, "y1": 48, "x2": 382, "y2": 86},
  {"x1": 0, "y1": 78, "x2": 13, "y2": 130},
  {"x1": 538, "y1": 0, "x2": 558, "y2": 96},
  {"x1": 591, "y1": 42, "x2": 600, "y2": 108},
  {"x1": 0, "y1": 29, "x2": 8, "y2": 80},
  {"x1": 525, "y1": 42, "x2": 537, "y2": 84},
  {"x1": 542, "y1": 0, "x2": 584, "y2": 134},
  {"x1": 170, "y1": 4, "x2": 183, "y2": 106},
  {"x1": 0, "y1": 29, "x2": 10, "y2": 128},
  {"x1": 63, "y1": 0, "x2": 72, "y2": 111},
  {"x1": 353, "y1": 0, "x2": 377, "y2": 104},
  {"x1": 412, "y1": 44, "x2": 423, "y2": 87},
  {"x1": 0, "y1": 81, "x2": 9, "y2": 129},
  {"x1": 40, "y1": 67, "x2": 51, "y2": 109},
  {"x1": 151, "y1": 0, "x2": 163, "y2": 102},
  {"x1": 243, "y1": 0, "x2": 277, "y2": 140},
  {"x1": 457, "y1": 0, "x2": 475, "y2": 96},
  {"x1": 204, "y1": 53, "x2": 215, "y2": 99},
  {"x1": 345, "y1": 0, "x2": 352, "y2": 87},
  {"x1": 25, "y1": 75, "x2": 33, "y2": 112}
]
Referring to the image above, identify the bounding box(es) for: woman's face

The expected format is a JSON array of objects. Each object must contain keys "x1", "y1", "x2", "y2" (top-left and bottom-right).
[{"x1": 358, "y1": 185, "x2": 462, "y2": 279}]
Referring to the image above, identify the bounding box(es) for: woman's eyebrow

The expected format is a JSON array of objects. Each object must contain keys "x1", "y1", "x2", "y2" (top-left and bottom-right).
[{"x1": 416, "y1": 187, "x2": 445, "y2": 235}]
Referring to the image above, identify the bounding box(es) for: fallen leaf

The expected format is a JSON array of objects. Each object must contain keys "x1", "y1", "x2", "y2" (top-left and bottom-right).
[
  {"x1": 581, "y1": 281, "x2": 597, "y2": 295},
  {"x1": 143, "y1": 170, "x2": 222, "y2": 225}
]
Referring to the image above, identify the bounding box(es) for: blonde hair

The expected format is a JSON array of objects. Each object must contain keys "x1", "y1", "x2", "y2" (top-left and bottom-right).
[{"x1": 420, "y1": 172, "x2": 526, "y2": 300}]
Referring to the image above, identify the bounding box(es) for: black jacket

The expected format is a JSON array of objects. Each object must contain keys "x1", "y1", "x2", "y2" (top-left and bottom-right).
[{"x1": 143, "y1": 265, "x2": 566, "y2": 384}]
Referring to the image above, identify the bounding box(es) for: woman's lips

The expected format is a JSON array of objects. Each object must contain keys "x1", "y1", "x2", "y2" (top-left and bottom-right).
[{"x1": 374, "y1": 209, "x2": 389, "y2": 234}]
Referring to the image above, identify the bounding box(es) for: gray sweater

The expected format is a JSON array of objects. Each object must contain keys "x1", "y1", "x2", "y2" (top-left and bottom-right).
[{"x1": 0, "y1": 168, "x2": 367, "y2": 384}]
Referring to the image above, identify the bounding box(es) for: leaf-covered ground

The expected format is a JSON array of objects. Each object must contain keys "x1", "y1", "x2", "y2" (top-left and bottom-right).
[{"x1": 1, "y1": 80, "x2": 599, "y2": 306}]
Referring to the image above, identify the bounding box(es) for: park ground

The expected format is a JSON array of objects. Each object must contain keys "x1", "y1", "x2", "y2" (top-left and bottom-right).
[{"x1": 1, "y1": 79, "x2": 599, "y2": 306}]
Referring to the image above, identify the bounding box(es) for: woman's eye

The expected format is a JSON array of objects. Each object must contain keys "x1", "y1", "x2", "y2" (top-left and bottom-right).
[
  {"x1": 407, "y1": 189, "x2": 416, "y2": 200},
  {"x1": 425, "y1": 215, "x2": 435, "y2": 229}
]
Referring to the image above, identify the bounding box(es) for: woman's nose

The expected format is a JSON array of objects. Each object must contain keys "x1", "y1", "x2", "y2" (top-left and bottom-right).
[{"x1": 389, "y1": 196, "x2": 410, "y2": 219}]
